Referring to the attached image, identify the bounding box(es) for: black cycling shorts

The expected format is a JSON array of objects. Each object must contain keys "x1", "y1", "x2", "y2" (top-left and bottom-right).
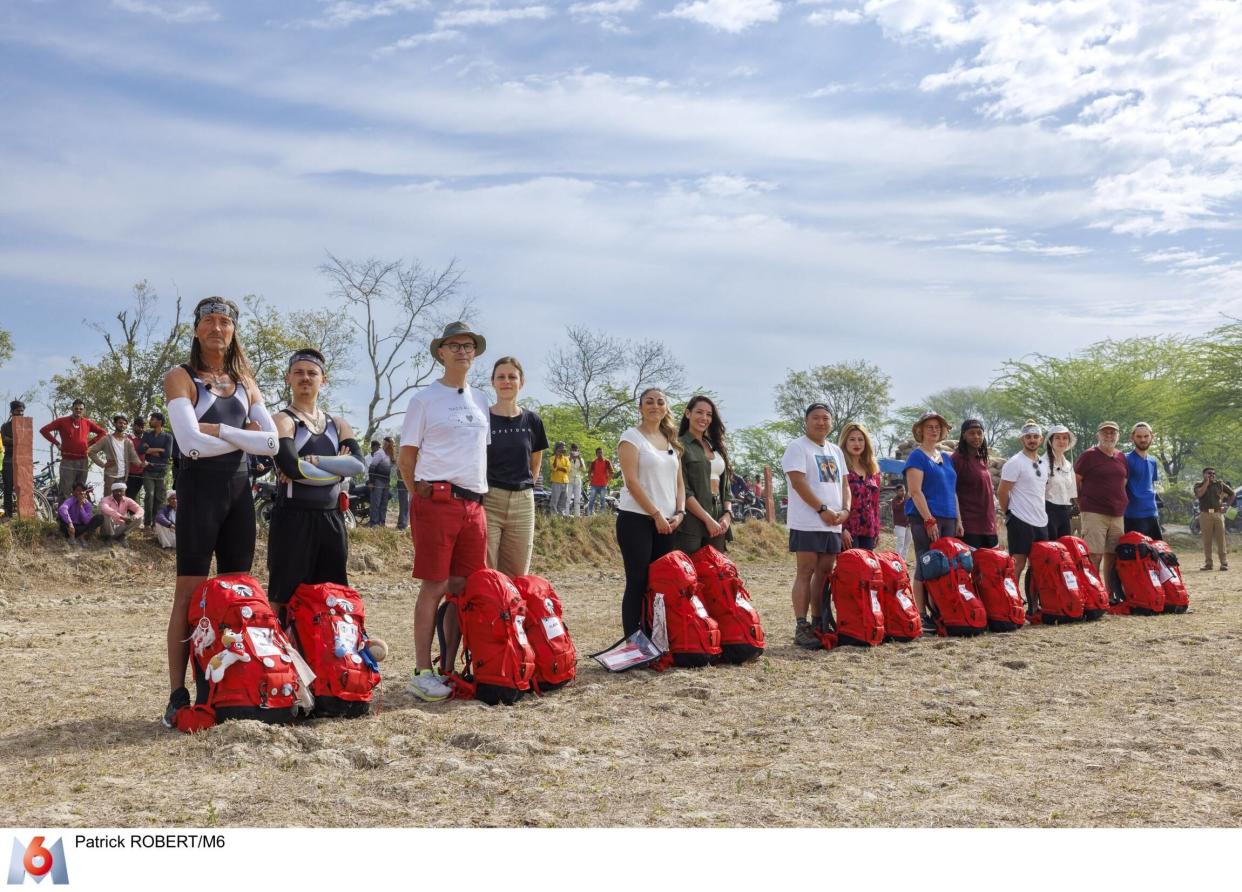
[
  {"x1": 176, "y1": 460, "x2": 255, "y2": 577},
  {"x1": 267, "y1": 504, "x2": 348, "y2": 605}
]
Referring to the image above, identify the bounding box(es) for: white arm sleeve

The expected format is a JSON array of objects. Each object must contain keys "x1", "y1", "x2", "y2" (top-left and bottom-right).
[
  {"x1": 295, "y1": 461, "x2": 341, "y2": 486},
  {"x1": 316, "y1": 454, "x2": 366, "y2": 477},
  {"x1": 218, "y1": 399, "x2": 279, "y2": 456},
  {"x1": 167, "y1": 397, "x2": 237, "y2": 459}
]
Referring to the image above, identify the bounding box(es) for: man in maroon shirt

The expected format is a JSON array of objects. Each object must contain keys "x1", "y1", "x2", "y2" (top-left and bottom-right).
[
  {"x1": 1074, "y1": 420, "x2": 1128, "y2": 578},
  {"x1": 40, "y1": 399, "x2": 107, "y2": 498}
]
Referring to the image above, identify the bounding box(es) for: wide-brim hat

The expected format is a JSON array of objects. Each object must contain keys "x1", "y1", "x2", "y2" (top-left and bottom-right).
[
  {"x1": 912, "y1": 410, "x2": 950, "y2": 441},
  {"x1": 1047, "y1": 424, "x2": 1077, "y2": 449},
  {"x1": 430, "y1": 321, "x2": 486, "y2": 362}
]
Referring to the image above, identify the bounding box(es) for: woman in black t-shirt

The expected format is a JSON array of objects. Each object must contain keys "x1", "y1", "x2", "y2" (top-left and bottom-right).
[{"x1": 485, "y1": 356, "x2": 549, "y2": 576}]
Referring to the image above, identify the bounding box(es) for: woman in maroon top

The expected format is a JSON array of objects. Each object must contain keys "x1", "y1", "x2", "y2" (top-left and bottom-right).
[
  {"x1": 839, "y1": 422, "x2": 881, "y2": 550},
  {"x1": 952, "y1": 419, "x2": 998, "y2": 548}
]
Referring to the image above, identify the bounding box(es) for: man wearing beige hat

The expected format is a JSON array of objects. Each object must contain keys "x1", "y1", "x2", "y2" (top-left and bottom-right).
[{"x1": 1074, "y1": 421, "x2": 1128, "y2": 578}]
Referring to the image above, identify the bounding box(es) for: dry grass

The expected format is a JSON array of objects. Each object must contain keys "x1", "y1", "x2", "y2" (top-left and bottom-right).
[{"x1": 0, "y1": 524, "x2": 1239, "y2": 828}]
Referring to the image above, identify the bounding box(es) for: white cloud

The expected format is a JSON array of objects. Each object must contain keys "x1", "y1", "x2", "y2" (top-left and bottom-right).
[
  {"x1": 569, "y1": 0, "x2": 640, "y2": 32},
  {"x1": 303, "y1": 0, "x2": 427, "y2": 29},
  {"x1": 436, "y1": 4, "x2": 552, "y2": 28},
  {"x1": 111, "y1": 0, "x2": 219, "y2": 23},
  {"x1": 807, "y1": 9, "x2": 862, "y2": 25},
  {"x1": 376, "y1": 29, "x2": 462, "y2": 54},
  {"x1": 666, "y1": 0, "x2": 782, "y2": 34}
]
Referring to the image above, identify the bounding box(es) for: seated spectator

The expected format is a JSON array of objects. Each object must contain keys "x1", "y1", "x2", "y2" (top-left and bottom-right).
[
  {"x1": 154, "y1": 491, "x2": 177, "y2": 549},
  {"x1": 57, "y1": 482, "x2": 103, "y2": 547},
  {"x1": 101, "y1": 481, "x2": 144, "y2": 542}
]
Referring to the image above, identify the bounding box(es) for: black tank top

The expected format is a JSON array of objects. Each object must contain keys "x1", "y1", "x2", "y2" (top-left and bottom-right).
[
  {"x1": 277, "y1": 408, "x2": 341, "y2": 510},
  {"x1": 179, "y1": 363, "x2": 249, "y2": 471}
]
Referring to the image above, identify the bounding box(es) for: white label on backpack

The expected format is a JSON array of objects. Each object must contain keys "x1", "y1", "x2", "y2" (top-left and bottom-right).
[
  {"x1": 870, "y1": 590, "x2": 882, "y2": 615},
  {"x1": 542, "y1": 615, "x2": 566, "y2": 640},
  {"x1": 1155, "y1": 562, "x2": 1175, "y2": 584},
  {"x1": 334, "y1": 620, "x2": 359, "y2": 655},
  {"x1": 1004, "y1": 579, "x2": 1019, "y2": 597},
  {"x1": 246, "y1": 626, "x2": 282, "y2": 658},
  {"x1": 1062, "y1": 572, "x2": 1079, "y2": 590},
  {"x1": 1149, "y1": 570, "x2": 1162, "y2": 588},
  {"x1": 690, "y1": 595, "x2": 710, "y2": 620},
  {"x1": 736, "y1": 592, "x2": 756, "y2": 614},
  {"x1": 652, "y1": 593, "x2": 669, "y2": 652},
  {"x1": 958, "y1": 584, "x2": 975, "y2": 601},
  {"x1": 897, "y1": 590, "x2": 914, "y2": 611},
  {"x1": 514, "y1": 615, "x2": 529, "y2": 647}
]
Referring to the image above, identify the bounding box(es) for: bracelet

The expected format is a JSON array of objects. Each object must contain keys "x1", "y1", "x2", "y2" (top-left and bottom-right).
[{"x1": 923, "y1": 518, "x2": 937, "y2": 527}]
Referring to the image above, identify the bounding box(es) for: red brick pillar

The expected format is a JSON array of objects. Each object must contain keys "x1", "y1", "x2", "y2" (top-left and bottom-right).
[{"x1": 12, "y1": 416, "x2": 35, "y2": 519}]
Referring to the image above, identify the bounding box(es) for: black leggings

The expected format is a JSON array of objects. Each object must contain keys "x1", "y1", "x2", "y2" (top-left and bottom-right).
[
  {"x1": 176, "y1": 461, "x2": 255, "y2": 576},
  {"x1": 1045, "y1": 502, "x2": 1073, "y2": 539},
  {"x1": 616, "y1": 510, "x2": 675, "y2": 636}
]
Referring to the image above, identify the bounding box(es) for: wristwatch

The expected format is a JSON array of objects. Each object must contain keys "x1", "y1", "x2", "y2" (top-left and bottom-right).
[{"x1": 817, "y1": 504, "x2": 828, "y2": 513}]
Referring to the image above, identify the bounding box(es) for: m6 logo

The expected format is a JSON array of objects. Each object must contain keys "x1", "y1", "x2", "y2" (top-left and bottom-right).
[{"x1": 7, "y1": 837, "x2": 69, "y2": 885}]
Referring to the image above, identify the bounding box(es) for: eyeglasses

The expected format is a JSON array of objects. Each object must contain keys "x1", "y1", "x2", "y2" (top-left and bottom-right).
[
  {"x1": 442, "y1": 341, "x2": 476, "y2": 354},
  {"x1": 1030, "y1": 461, "x2": 1042, "y2": 478}
]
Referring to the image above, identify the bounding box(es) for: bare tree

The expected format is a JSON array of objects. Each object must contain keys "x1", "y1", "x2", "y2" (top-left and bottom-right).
[
  {"x1": 545, "y1": 326, "x2": 686, "y2": 432},
  {"x1": 320, "y1": 253, "x2": 471, "y2": 442}
]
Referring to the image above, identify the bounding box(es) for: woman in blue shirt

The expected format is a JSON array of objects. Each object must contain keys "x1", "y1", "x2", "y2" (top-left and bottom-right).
[{"x1": 904, "y1": 411, "x2": 963, "y2": 628}]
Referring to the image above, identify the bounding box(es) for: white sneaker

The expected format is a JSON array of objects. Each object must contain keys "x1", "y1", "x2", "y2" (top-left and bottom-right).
[{"x1": 407, "y1": 669, "x2": 452, "y2": 702}]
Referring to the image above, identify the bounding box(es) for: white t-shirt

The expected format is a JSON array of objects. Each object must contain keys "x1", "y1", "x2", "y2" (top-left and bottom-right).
[
  {"x1": 1044, "y1": 452, "x2": 1078, "y2": 506},
  {"x1": 400, "y1": 381, "x2": 491, "y2": 493},
  {"x1": 1001, "y1": 452, "x2": 1049, "y2": 527},
  {"x1": 618, "y1": 427, "x2": 680, "y2": 518},
  {"x1": 781, "y1": 436, "x2": 847, "y2": 532}
]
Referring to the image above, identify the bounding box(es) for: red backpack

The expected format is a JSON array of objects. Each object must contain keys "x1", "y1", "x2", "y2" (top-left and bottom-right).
[
  {"x1": 1058, "y1": 536, "x2": 1109, "y2": 620},
  {"x1": 874, "y1": 551, "x2": 921, "y2": 642},
  {"x1": 513, "y1": 575, "x2": 577, "y2": 690},
  {"x1": 285, "y1": 583, "x2": 381, "y2": 718},
  {"x1": 1111, "y1": 532, "x2": 1166, "y2": 616},
  {"x1": 824, "y1": 549, "x2": 886, "y2": 647},
  {"x1": 918, "y1": 537, "x2": 987, "y2": 636},
  {"x1": 185, "y1": 573, "x2": 300, "y2": 727},
  {"x1": 690, "y1": 546, "x2": 765, "y2": 664},
  {"x1": 439, "y1": 569, "x2": 536, "y2": 705},
  {"x1": 1148, "y1": 540, "x2": 1189, "y2": 614},
  {"x1": 970, "y1": 548, "x2": 1026, "y2": 632},
  {"x1": 1028, "y1": 541, "x2": 1084, "y2": 624},
  {"x1": 646, "y1": 550, "x2": 721, "y2": 669}
]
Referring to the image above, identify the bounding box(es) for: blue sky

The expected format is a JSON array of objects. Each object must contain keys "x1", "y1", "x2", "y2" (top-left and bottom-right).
[{"x1": 1, "y1": 0, "x2": 1239, "y2": 431}]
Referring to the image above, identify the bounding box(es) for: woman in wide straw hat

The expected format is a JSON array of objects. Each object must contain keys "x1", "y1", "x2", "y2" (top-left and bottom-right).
[{"x1": 901, "y1": 410, "x2": 963, "y2": 631}]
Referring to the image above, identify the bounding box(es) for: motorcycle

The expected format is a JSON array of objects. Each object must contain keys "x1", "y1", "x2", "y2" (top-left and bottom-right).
[
  {"x1": 255, "y1": 478, "x2": 357, "y2": 531},
  {"x1": 730, "y1": 491, "x2": 766, "y2": 523}
]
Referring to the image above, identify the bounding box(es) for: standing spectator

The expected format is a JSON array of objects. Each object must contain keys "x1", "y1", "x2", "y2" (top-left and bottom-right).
[
  {"x1": 567, "y1": 444, "x2": 586, "y2": 517},
  {"x1": 484, "y1": 356, "x2": 548, "y2": 577},
  {"x1": 891, "y1": 483, "x2": 911, "y2": 561},
  {"x1": 997, "y1": 421, "x2": 1050, "y2": 611},
  {"x1": 88, "y1": 414, "x2": 142, "y2": 497},
  {"x1": 1, "y1": 400, "x2": 23, "y2": 519},
  {"x1": 1043, "y1": 424, "x2": 1078, "y2": 539},
  {"x1": 393, "y1": 437, "x2": 410, "y2": 532},
  {"x1": 101, "y1": 480, "x2": 144, "y2": 542},
  {"x1": 140, "y1": 412, "x2": 173, "y2": 527},
  {"x1": 1124, "y1": 422, "x2": 1163, "y2": 540},
  {"x1": 57, "y1": 482, "x2": 103, "y2": 546},
  {"x1": 398, "y1": 322, "x2": 491, "y2": 702},
  {"x1": 783, "y1": 403, "x2": 850, "y2": 649},
  {"x1": 154, "y1": 491, "x2": 178, "y2": 549},
  {"x1": 1194, "y1": 467, "x2": 1233, "y2": 571},
  {"x1": 616, "y1": 388, "x2": 685, "y2": 636},
  {"x1": 1073, "y1": 421, "x2": 1128, "y2": 579},
  {"x1": 952, "y1": 419, "x2": 998, "y2": 549},
  {"x1": 675, "y1": 395, "x2": 733, "y2": 554},
  {"x1": 588, "y1": 447, "x2": 613, "y2": 515},
  {"x1": 839, "y1": 422, "x2": 881, "y2": 550},
  {"x1": 40, "y1": 399, "x2": 106, "y2": 498},
  {"x1": 548, "y1": 442, "x2": 571, "y2": 516},
  {"x1": 126, "y1": 416, "x2": 147, "y2": 500},
  {"x1": 383, "y1": 437, "x2": 398, "y2": 525},
  {"x1": 903, "y1": 411, "x2": 963, "y2": 629},
  {"x1": 366, "y1": 440, "x2": 391, "y2": 527}
]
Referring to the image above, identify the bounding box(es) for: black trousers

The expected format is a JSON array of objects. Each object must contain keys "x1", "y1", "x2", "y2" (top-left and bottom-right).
[
  {"x1": 1045, "y1": 502, "x2": 1073, "y2": 539},
  {"x1": 1124, "y1": 515, "x2": 1163, "y2": 541},
  {"x1": 616, "y1": 510, "x2": 675, "y2": 636},
  {"x1": 2, "y1": 465, "x2": 12, "y2": 518}
]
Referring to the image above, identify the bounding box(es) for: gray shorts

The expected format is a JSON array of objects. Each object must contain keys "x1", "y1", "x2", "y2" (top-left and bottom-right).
[
  {"x1": 788, "y1": 529, "x2": 844, "y2": 555},
  {"x1": 910, "y1": 515, "x2": 958, "y2": 580}
]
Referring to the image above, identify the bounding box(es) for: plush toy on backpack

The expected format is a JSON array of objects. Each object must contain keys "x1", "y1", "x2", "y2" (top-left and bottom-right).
[
  {"x1": 645, "y1": 551, "x2": 721, "y2": 669},
  {"x1": 970, "y1": 548, "x2": 1026, "y2": 632},
  {"x1": 919, "y1": 537, "x2": 987, "y2": 636},
  {"x1": 285, "y1": 582, "x2": 382, "y2": 718},
  {"x1": 873, "y1": 551, "x2": 921, "y2": 642},
  {"x1": 690, "y1": 545, "x2": 765, "y2": 663},
  {"x1": 184, "y1": 573, "x2": 301, "y2": 729},
  {"x1": 1027, "y1": 541, "x2": 1084, "y2": 624},
  {"x1": 1110, "y1": 532, "x2": 1166, "y2": 616},
  {"x1": 1058, "y1": 535, "x2": 1109, "y2": 620},
  {"x1": 437, "y1": 569, "x2": 536, "y2": 705},
  {"x1": 514, "y1": 575, "x2": 577, "y2": 691},
  {"x1": 823, "y1": 549, "x2": 886, "y2": 647},
  {"x1": 1148, "y1": 540, "x2": 1189, "y2": 614}
]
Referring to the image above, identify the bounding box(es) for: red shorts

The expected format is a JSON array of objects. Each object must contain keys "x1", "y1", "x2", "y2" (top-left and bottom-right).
[{"x1": 411, "y1": 493, "x2": 487, "y2": 581}]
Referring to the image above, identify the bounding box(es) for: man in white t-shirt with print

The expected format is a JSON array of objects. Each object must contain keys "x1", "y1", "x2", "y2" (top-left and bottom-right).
[
  {"x1": 398, "y1": 322, "x2": 492, "y2": 702},
  {"x1": 782, "y1": 403, "x2": 851, "y2": 650},
  {"x1": 997, "y1": 420, "x2": 1050, "y2": 614}
]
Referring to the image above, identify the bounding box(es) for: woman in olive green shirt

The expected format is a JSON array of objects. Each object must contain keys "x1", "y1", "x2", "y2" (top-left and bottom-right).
[{"x1": 675, "y1": 395, "x2": 734, "y2": 554}]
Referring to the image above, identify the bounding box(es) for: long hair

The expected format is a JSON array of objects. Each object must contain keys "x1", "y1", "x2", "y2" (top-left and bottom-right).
[
  {"x1": 838, "y1": 421, "x2": 879, "y2": 476},
  {"x1": 677, "y1": 394, "x2": 730, "y2": 477},
  {"x1": 189, "y1": 296, "x2": 254, "y2": 382},
  {"x1": 639, "y1": 387, "x2": 683, "y2": 456},
  {"x1": 954, "y1": 422, "x2": 989, "y2": 464}
]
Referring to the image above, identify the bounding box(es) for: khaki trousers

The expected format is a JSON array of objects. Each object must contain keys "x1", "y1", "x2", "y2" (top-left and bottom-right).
[
  {"x1": 484, "y1": 487, "x2": 535, "y2": 578},
  {"x1": 1201, "y1": 511, "x2": 1228, "y2": 567}
]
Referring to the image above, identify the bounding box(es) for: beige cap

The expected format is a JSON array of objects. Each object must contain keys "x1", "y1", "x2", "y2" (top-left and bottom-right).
[{"x1": 1097, "y1": 420, "x2": 1120, "y2": 432}]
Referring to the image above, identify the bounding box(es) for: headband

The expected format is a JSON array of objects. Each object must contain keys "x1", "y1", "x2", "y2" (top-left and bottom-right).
[
  {"x1": 195, "y1": 299, "x2": 239, "y2": 326},
  {"x1": 805, "y1": 402, "x2": 831, "y2": 417},
  {"x1": 1021, "y1": 422, "x2": 1043, "y2": 436},
  {"x1": 287, "y1": 351, "x2": 326, "y2": 374}
]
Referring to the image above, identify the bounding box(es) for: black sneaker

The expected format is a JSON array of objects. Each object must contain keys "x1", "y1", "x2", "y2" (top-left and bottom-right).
[
  {"x1": 794, "y1": 619, "x2": 822, "y2": 650},
  {"x1": 921, "y1": 615, "x2": 938, "y2": 635},
  {"x1": 162, "y1": 686, "x2": 190, "y2": 729}
]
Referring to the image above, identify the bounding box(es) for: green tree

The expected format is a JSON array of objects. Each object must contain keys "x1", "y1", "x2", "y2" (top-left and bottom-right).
[
  {"x1": 773, "y1": 360, "x2": 892, "y2": 436},
  {"x1": 239, "y1": 294, "x2": 355, "y2": 408},
  {"x1": 730, "y1": 421, "x2": 788, "y2": 488},
  {"x1": 885, "y1": 386, "x2": 1017, "y2": 456},
  {"x1": 0, "y1": 327, "x2": 12, "y2": 368}
]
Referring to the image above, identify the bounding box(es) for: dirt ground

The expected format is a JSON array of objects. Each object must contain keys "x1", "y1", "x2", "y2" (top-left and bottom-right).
[{"x1": 1, "y1": 526, "x2": 1239, "y2": 828}]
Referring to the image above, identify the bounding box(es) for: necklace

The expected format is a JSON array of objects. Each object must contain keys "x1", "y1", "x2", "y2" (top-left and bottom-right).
[{"x1": 290, "y1": 406, "x2": 327, "y2": 436}]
